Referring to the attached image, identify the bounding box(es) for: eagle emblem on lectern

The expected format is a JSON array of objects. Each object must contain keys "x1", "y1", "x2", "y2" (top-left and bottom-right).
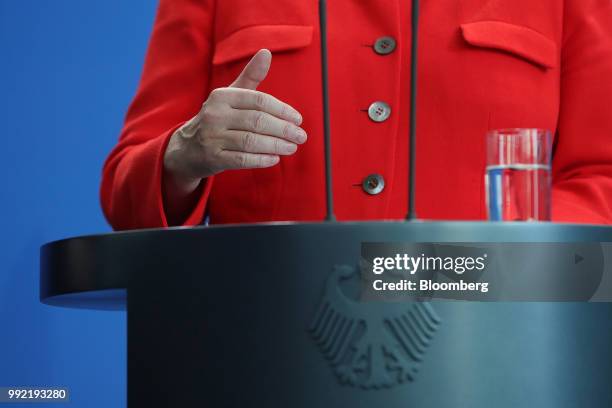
[{"x1": 309, "y1": 265, "x2": 441, "y2": 389}]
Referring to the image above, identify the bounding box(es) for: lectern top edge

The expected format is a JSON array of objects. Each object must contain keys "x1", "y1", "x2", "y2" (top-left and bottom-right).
[{"x1": 39, "y1": 221, "x2": 612, "y2": 248}]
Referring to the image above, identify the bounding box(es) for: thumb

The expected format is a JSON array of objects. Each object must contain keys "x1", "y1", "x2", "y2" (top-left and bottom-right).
[{"x1": 230, "y1": 49, "x2": 272, "y2": 90}]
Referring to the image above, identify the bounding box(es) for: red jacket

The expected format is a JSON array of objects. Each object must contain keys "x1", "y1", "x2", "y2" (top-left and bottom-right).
[{"x1": 101, "y1": 0, "x2": 612, "y2": 229}]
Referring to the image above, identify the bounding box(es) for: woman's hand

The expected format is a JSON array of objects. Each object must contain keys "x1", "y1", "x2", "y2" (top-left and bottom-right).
[
  {"x1": 163, "y1": 49, "x2": 306, "y2": 193},
  {"x1": 162, "y1": 49, "x2": 306, "y2": 223}
]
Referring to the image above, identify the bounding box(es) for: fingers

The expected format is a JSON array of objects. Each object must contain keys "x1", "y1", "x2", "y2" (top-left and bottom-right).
[
  {"x1": 230, "y1": 109, "x2": 307, "y2": 144},
  {"x1": 213, "y1": 88, "x2": 302, "y2": 125},
  {"x1": 190, "y1": 49, "x2": 307, "y2": 175},
  {"x1": 216, "y1": 150, "x2": 280, "y2": 170},
  {"x1": 230, "y1": 49, "x2": 272, "y2": 90},
  {"x1": 222, "y1": 130, "x2": 298, "y2": 155}
]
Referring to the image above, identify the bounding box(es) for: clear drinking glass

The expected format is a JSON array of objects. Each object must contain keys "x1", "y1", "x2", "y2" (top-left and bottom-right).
[{"x1": 486, "y1": 128, "x2": 552, "y2": 221}]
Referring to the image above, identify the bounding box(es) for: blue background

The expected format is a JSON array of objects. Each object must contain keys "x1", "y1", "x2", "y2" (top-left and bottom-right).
[{"x1": 0, "y1": 1, "x2": 157, "y2": 406}]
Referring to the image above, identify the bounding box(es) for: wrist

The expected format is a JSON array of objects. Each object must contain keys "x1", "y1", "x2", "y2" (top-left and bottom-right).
[{"x1": 163, "y1": 166, "x2": 202, "y2": 196}]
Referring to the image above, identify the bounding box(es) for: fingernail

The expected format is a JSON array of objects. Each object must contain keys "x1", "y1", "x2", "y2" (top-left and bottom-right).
[
  {"x1": 266, "y1": 156, "x2": 280, "y2": 166},
  {"x1": 284, "y1": 143, "x2": 298, "y2": 154},
  {"x1": 293, "y1": 127, "x2": 307, "y2": 143},
  {"x1": 293, "y1": 113, "x2": 303, "y2": 125}
]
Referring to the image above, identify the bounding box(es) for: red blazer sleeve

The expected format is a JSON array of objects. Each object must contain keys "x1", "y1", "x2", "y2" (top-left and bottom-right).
[
  {"x1": 552, "y1": 0, "x2": 612, "y2": 224},
  {"x1": 100, "y1": 0, "x2": 215, "y2": 230}
]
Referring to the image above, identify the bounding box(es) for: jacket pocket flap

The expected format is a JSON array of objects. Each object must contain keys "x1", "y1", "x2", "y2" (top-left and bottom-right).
[
  {"x1": 460, "y1": 21, "x2": 557, "y2": 69},
  {"x1": 213, "y1": 25, "x2": 314, "y2": 65}
]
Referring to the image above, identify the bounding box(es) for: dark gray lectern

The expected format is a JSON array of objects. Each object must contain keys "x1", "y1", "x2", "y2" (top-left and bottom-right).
[{"x1": 40, "y1": 222, "x2": 612, "y2": 407}]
